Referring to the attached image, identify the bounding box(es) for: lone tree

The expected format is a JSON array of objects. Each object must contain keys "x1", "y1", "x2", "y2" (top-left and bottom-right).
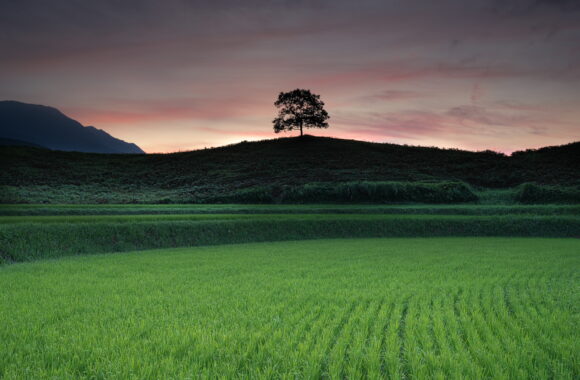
[{"x1": 273, "y1": 89, "x2": 329, "y2": 136}]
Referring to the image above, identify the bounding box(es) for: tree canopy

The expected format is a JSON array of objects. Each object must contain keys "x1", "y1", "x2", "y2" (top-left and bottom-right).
[{"x1": 273, "y1": 89, "x2": 329, "y2": 136}]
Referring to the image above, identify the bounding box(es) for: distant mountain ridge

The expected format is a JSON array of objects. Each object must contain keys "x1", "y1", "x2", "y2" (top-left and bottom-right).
[
  {"x1": 0, "y1": 137, "x2": 46, "y2": 149},
  {"x1": 0, "y1": 101, "x2": 144, "y2": 154}
]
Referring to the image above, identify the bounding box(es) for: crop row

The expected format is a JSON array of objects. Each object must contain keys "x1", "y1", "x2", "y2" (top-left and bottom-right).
[
  {"x1": 1, "y1": 215, "x2": 579, "y2": 263},
  {"x1": 2, "y1": 204, "x2": 579, "y2": 216}
]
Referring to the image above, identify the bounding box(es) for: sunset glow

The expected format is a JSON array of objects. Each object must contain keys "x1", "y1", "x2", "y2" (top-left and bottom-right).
[{"x1": 1, "y1": 1, "x2": 579, "y2": 153}]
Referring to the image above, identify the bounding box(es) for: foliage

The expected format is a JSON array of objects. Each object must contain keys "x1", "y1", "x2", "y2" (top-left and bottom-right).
[
  {"x1": 1, "y1": 137, "x2": 578, "y2": 204},
  {"x1": 204, "y1": 181, "x2": 478, "y2": 204},
  {"x1": 514, "y1": 183, "x2": 580, "y2": 204},
  {"x1": 0, "y1": 238, "x2": 578, "y2": 378},
  {"x1": 273, "y1": 89, "x2": 329, "y2": 136}
]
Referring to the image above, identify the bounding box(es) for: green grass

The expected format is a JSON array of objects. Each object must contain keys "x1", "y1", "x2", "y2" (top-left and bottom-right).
[
  {"x1": 0, "y1": 213, "x2": 262, "y2": 224},
  {"x1": 2, "y1": 203, "x2": 579, "y2": 216},
  {"x1": 1, "y1": 238, "x2": 578, "y2": 379},
  {"x1": 1, "y1": 210, "x2": 578, "y2": 224}
]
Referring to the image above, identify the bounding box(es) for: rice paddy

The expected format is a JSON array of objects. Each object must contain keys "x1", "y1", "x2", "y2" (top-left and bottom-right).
[
  {"x1": 1, "y1": 203, "x2": 579, "y2": 264},
  {"x1": 0, "y1": 237, "x2": 578, "y2": 379},
  {"x1": 1, "y1": 203, "x2": 578, "y2": 378}
]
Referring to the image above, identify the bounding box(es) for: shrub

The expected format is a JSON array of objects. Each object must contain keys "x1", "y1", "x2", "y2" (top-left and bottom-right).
[
  {"x1": 515, "y1": 183, "x2": 580, "y2": 204},
  {"x1": 279, "y1": 181, "x2": 477, "y2": 204},
  {"x1": 203, "y1": 181, "x2": 478, "y2": 204}
]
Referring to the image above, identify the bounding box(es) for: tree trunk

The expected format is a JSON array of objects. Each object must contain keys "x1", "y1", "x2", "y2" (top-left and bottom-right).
[{"x1": 300, "y1": 120, "x2": 303, "y2": 136}]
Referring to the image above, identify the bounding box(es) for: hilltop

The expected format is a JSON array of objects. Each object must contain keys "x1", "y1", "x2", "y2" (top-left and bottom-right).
[{"x1": 0, "y1": 135, "x2": 578, "y2": 203}]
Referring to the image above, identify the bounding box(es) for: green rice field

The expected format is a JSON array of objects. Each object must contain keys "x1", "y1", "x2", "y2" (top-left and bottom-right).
[
  {"x1": 1, "y1": 238, "x2": 578, "y2": 379},
  {"x1": 0, "y1": 204, "x2": 578, "y2": 378}
]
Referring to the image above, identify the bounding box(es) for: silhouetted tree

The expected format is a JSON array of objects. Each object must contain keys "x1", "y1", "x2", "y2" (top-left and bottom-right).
[{"x1": 273, "y1": 89, "x2": 329, "y2": 136}]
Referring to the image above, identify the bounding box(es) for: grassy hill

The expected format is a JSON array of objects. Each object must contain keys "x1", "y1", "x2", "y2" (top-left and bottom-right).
[{"x1": 1, "y1": 135, "x2": 578, "y2": 204}]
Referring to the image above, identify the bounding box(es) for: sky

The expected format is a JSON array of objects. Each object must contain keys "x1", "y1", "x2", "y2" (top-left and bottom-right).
[{"x1": 1, "y1": 0, "x2": 579, "y2": 153}]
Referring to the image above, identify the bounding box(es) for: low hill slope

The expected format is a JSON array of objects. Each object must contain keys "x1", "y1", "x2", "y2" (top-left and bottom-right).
[
  {"x1": 0, "y1": 101, "x2": 144, "y2": 154},
  {"x1": 0, "y1": 136, "x2": 578, "y2": 203}
]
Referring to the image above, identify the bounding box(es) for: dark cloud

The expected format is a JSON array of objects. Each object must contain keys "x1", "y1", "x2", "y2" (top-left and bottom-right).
[
  {"x1": 445, "y1": 105, "x2": 543, "y2": 128},
  {"x1": 489, "y1": 0, "x2": 580, "y2": 15}
]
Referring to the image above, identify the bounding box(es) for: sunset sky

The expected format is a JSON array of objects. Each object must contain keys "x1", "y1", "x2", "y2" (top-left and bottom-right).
[{"x1": 1, "y1": 0, "x2": 579, "y2": 153}]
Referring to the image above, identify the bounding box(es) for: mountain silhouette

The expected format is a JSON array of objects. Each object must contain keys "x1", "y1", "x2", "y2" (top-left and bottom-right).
[
  {"x1": 0, "y1": 101, "x2": 144, "y2": 154},
  {"x1": 0, "y1": 137, "x2": 47, "y2": 149}
]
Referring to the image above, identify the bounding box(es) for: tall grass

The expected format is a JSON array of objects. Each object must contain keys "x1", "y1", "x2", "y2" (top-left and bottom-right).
[
  {"x1": 514, "y1": 183, "x2": 580, "y2": 204},
  {"x1": 1, "y1": 215, "x2": 578, "y2": 263}
]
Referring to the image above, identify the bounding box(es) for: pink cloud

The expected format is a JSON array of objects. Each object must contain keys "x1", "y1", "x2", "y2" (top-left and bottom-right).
[
  {"x1": 332, "y1": 109, "x2": 449, "y2": 140},
  {"x1": 363, "y1": 90, "x2": 427, "y2": 102},
  {"x1": 470, "y1": 83, "x2": 484, "y2": 105},
  {"x1": 64, "y1": 97, "x2": 270, "y2": 125}
]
